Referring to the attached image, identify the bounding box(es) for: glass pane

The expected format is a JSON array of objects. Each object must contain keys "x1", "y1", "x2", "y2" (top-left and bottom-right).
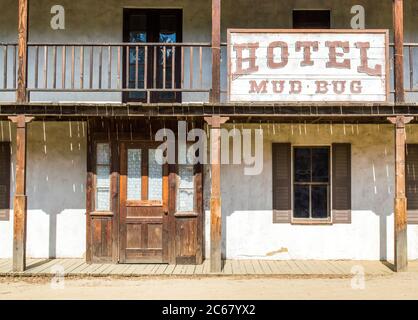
[
  {"x1": 312, "y1": 148, "x2": 330, "y2": 183},
  {"x1": 97, "y1": 143, "x2": 110, "y2": 165},
  {"x1": 294, "y1": 148, "x2": 311, "y2": 182},
  {"x1": 178, "y1": 189, "x2": 194, "y2": 212},
  {"x1": 96, "y1": 166, "x2": 110, "y2": 188},
  {"x1": 294, "y1": 185, "x2": 310, "y2": 218},
  {"x1": 312, "y1": 185, "x2": 329, "y2": 218},
  {"x1": 127, "y1": 149, "x2": 142, "y2": 200},
  {"x1": 148, "y1": 149, "x2": 163, "y2": 201},
  {"x1": 177, "y1": 165, "x2": 194, "y2": 212},
  {"x1": 96, "y1": 189, "x2": 110, "y2": 211}
]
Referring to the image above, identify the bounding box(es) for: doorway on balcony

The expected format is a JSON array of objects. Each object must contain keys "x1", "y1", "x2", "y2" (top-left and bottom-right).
[{"x1": 123, "y1": 9, "x2": 182, "y2": 103}]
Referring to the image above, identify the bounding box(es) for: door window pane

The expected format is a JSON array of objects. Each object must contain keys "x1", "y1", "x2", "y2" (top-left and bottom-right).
[
  {"x1": 127, "y1": 149, "x2": 142, "y2": 200},
  {"x1": 148, "y1": 149, "x2": 163, "y2": 201},
  {"x1": 96, "y1": 143, "x2": 111, "y2": 211},
  {"x1": 177, "y1": 165, "x2": 194, "y2": 212}
]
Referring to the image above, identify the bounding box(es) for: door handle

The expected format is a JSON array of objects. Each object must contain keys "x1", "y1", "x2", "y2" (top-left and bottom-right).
[{"x1": 164, "y1": 210, "x2": 169, "y2": 216}]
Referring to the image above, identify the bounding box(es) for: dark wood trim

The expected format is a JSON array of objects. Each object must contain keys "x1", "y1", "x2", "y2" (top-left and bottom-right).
[
  {"x1": 110, "y1": 120, "x2": 120, "y2": 263},
  {"x1": 16, "y1": 0, "x2": 28, "y2": 103},
  {"x1": 85, "y1": 120, "x2": 93, "y2": 263},
  {"x1": 393, "y1": 0, "x2": 405, "y2": 103}
]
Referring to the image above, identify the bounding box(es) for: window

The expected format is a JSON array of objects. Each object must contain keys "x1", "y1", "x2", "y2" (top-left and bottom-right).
[
  {"x1": 177, "y1": 165, "x2": 195, "y2": 212},
  {"x1": 293, "y1": 10, "x2": 331, "y2": 29},
  {"x1": 126, "y1": 147, "x2": 163, "y2": 202},
  {"x1": 95, "y1": 143, "x2": 111, "y2": 211},
  {"x1": 293, "y1": 147, "x2": 330, "y2": 220},
  {"x1": 0, "y1": 142, "x2": 11, "y2": 221},
  {"x1": 273, "y1": 143, "x2": 351, "y2": 224}
]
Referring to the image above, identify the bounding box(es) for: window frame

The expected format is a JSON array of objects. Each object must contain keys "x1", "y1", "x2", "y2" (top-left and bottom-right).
[
  {"x1": 175, "y1": 163, "x2": 197, "y2": 216},
  {"x1": 93, "y1": 141, "x2": 113, "y2": 214},
  {"x1": 124, "y1": 141, "x2": 167, "y2": 207},
  {"x1": 291, "y1": 145, "x2": 332, "y2": 225}
]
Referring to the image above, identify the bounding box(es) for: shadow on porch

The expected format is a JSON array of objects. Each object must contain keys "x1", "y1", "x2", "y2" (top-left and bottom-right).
[{"x1": 1, "y1": 258, "x2": 414, "y2": 277}]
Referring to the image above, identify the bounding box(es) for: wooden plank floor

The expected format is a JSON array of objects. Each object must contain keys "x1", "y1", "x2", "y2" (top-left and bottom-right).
[{"x1": 0, "y1": 259, "x2": 412, "y2": 277}]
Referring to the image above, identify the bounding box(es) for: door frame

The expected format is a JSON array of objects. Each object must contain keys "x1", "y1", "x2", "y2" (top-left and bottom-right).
[
  {"x1": 118, "y1": 140, "x2": 171, "y2": 263},
  {"x1": 122, "y1": 8, "x2": 183, "y2": 103},
  {"x1": 86, "y1": 120, "x2": 204, "y2": 265}
]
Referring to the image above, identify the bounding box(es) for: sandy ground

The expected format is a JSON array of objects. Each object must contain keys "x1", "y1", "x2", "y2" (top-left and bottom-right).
[{"x1": 0, "y1": 272, "x2": 418, "y2": 300}]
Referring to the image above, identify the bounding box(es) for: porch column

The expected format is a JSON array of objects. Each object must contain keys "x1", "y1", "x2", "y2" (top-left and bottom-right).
[
  {"x1": 17, "y1": 0, "x2": 29, "y2": 103},
  {"x1": 8, "y1": 115, "x2": 33, "y2": 272},
  {"x1": 211, "y1": 0, "x2": 221, "y2": 103},
  {"x1": 205, "y1": 116, "x2": 229, "y2": 273},
  {"x1": 388, "y1": 116, "x2": 413, "y2": 272},
  {"x1": 393, "y1": 0, "x2": 405, "y2": 103}
]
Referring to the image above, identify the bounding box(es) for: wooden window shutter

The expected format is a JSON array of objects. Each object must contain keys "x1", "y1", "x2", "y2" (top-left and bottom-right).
[
  {"x1": 272, "y1": 143, "x2": 291, "y2": 223},
  {"x1": 0, "y1": 142, "x2": 11, "y2": 221},
  {"x1": 406, "y1": 144, "x2": 418, "y2": 224},
  {"x1": 332, "y1": 144, "x2": 352, "y2": 224}
]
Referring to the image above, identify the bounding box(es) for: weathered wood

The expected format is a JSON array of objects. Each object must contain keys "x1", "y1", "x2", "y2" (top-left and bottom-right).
[
  {"x1": 204, "y1": 116, "x2": 229, "y2": 272},
  {"x1": 85, "y1": 120, "x2": 93, "y2": 263},
  {"x1": 16, "y1": 0, "x2": 28, "y2": 103},
  {"x1": 8, "y1": 115, "x2": 33, "y2": 272},
  {"x1": 393, "y1": 0, "x2": 405, "y2": 102},
  {"x1": 228, "y1": 30, "x2": 389, "y2": 102},
  {"x1": 388, "y1": 115, "x2": 413, "y2": 271},
  {"x1": 211, "y1": 0, "x2": 221, "y2": 103}
]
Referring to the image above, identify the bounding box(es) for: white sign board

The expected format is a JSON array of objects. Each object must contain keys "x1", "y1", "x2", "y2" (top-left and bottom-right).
[{"x1": 227, "y1": 29, "x2": 389, "y2": 102}]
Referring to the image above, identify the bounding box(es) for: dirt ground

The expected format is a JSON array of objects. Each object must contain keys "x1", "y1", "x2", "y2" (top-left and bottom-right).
[{"x1": 0, "y1": 273, "x2": 417, "y2": 300}]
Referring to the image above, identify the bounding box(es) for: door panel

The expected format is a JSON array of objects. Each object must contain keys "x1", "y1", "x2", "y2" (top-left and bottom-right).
[{"x1": 119, "y1": 142, "x2": 169, "y2": 263}]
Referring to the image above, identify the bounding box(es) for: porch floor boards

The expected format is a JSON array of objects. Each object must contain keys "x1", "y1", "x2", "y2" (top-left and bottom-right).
[{"x1": 0, "y1": 259, "x2": 414, "y2": 277}]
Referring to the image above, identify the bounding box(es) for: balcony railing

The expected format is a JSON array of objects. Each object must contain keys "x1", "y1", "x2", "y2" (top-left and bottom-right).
[
  {"x1": 1, "y1": 42, "x2": 418, "y2": 103},
  {"x1": 0, "y1": 43, "x2": 17, "y2": 93},
  {"x1": 1, "y1": 42, "x2": 212, "y2": 103}
]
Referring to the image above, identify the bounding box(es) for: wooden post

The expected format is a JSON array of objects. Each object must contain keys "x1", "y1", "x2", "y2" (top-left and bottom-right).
[
  {"x1": 393, "y1": 0, "x2": 405, "y2": 103},
  {"x1": 204, "y1": 116, "x2": 229, "y2": 273},
  {"x1": 211, "y1": 0, "x2": 221, "y2": 103},
  {"x1": 388, "y1": 116, "x2": 413, "y2": 271},
  {"x1": 8, "y1": 115, "x2": 33, "y2": 272},
  {"x1": 17, "y1": 0, "x2": 29, "y2": 103}
]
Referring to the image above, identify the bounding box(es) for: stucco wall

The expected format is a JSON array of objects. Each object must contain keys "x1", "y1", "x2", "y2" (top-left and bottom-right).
[
  {"x1": 204, "y1": 124, "x2": 418, "y2": 261},
  {"x1": 1, "y1": 121, "x2": 418, "y2": 260},
  {"x1": 1, "y1": 0, "x2": 418, "y2": 102},
  {"x1": 0, "y1": 121, "x2": 86, "y2": 258}
]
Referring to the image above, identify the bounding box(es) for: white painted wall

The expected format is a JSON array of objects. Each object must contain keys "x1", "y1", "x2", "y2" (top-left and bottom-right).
[
  {"x1": 204, "y1": 124, "x2": 418, "y2": 261},
  {"x1": 0, "y1": 121, "x2": 86, "y2": 258},
  {"x1": 2, "y1": 0, "x2": 418, "y2": 102}
]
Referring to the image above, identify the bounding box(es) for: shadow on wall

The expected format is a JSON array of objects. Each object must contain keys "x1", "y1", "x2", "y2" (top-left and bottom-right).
[
  {"x1": 206, "y1": 125, "x2": 395, "y2": 261},
  {"x1": 7, "y1": 121, "x2": 87, "y2": 258}
]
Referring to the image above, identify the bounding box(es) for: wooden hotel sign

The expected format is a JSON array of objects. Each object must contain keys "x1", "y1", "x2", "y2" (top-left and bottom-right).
[{"x1": 227, "y1": 29, "x2": 389, "y2": 102}]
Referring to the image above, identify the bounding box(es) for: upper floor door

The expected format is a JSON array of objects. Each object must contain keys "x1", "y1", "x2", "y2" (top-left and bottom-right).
[
  {"x1": 293, "y1": 10, "x2": 331, "y2": 29},
  {"x1": 123, "y1": 9, "x2": 183, "y2": 103}
]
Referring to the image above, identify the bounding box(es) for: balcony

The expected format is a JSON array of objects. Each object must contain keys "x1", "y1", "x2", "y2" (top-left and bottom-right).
[{"x1": 0, "y1": 41, "x2": 416, "y2": 105}]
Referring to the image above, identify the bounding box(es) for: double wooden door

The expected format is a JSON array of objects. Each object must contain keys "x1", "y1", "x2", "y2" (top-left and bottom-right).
[{"x1": 119, "y1": 141, "x2": 169, "y2": 263}]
